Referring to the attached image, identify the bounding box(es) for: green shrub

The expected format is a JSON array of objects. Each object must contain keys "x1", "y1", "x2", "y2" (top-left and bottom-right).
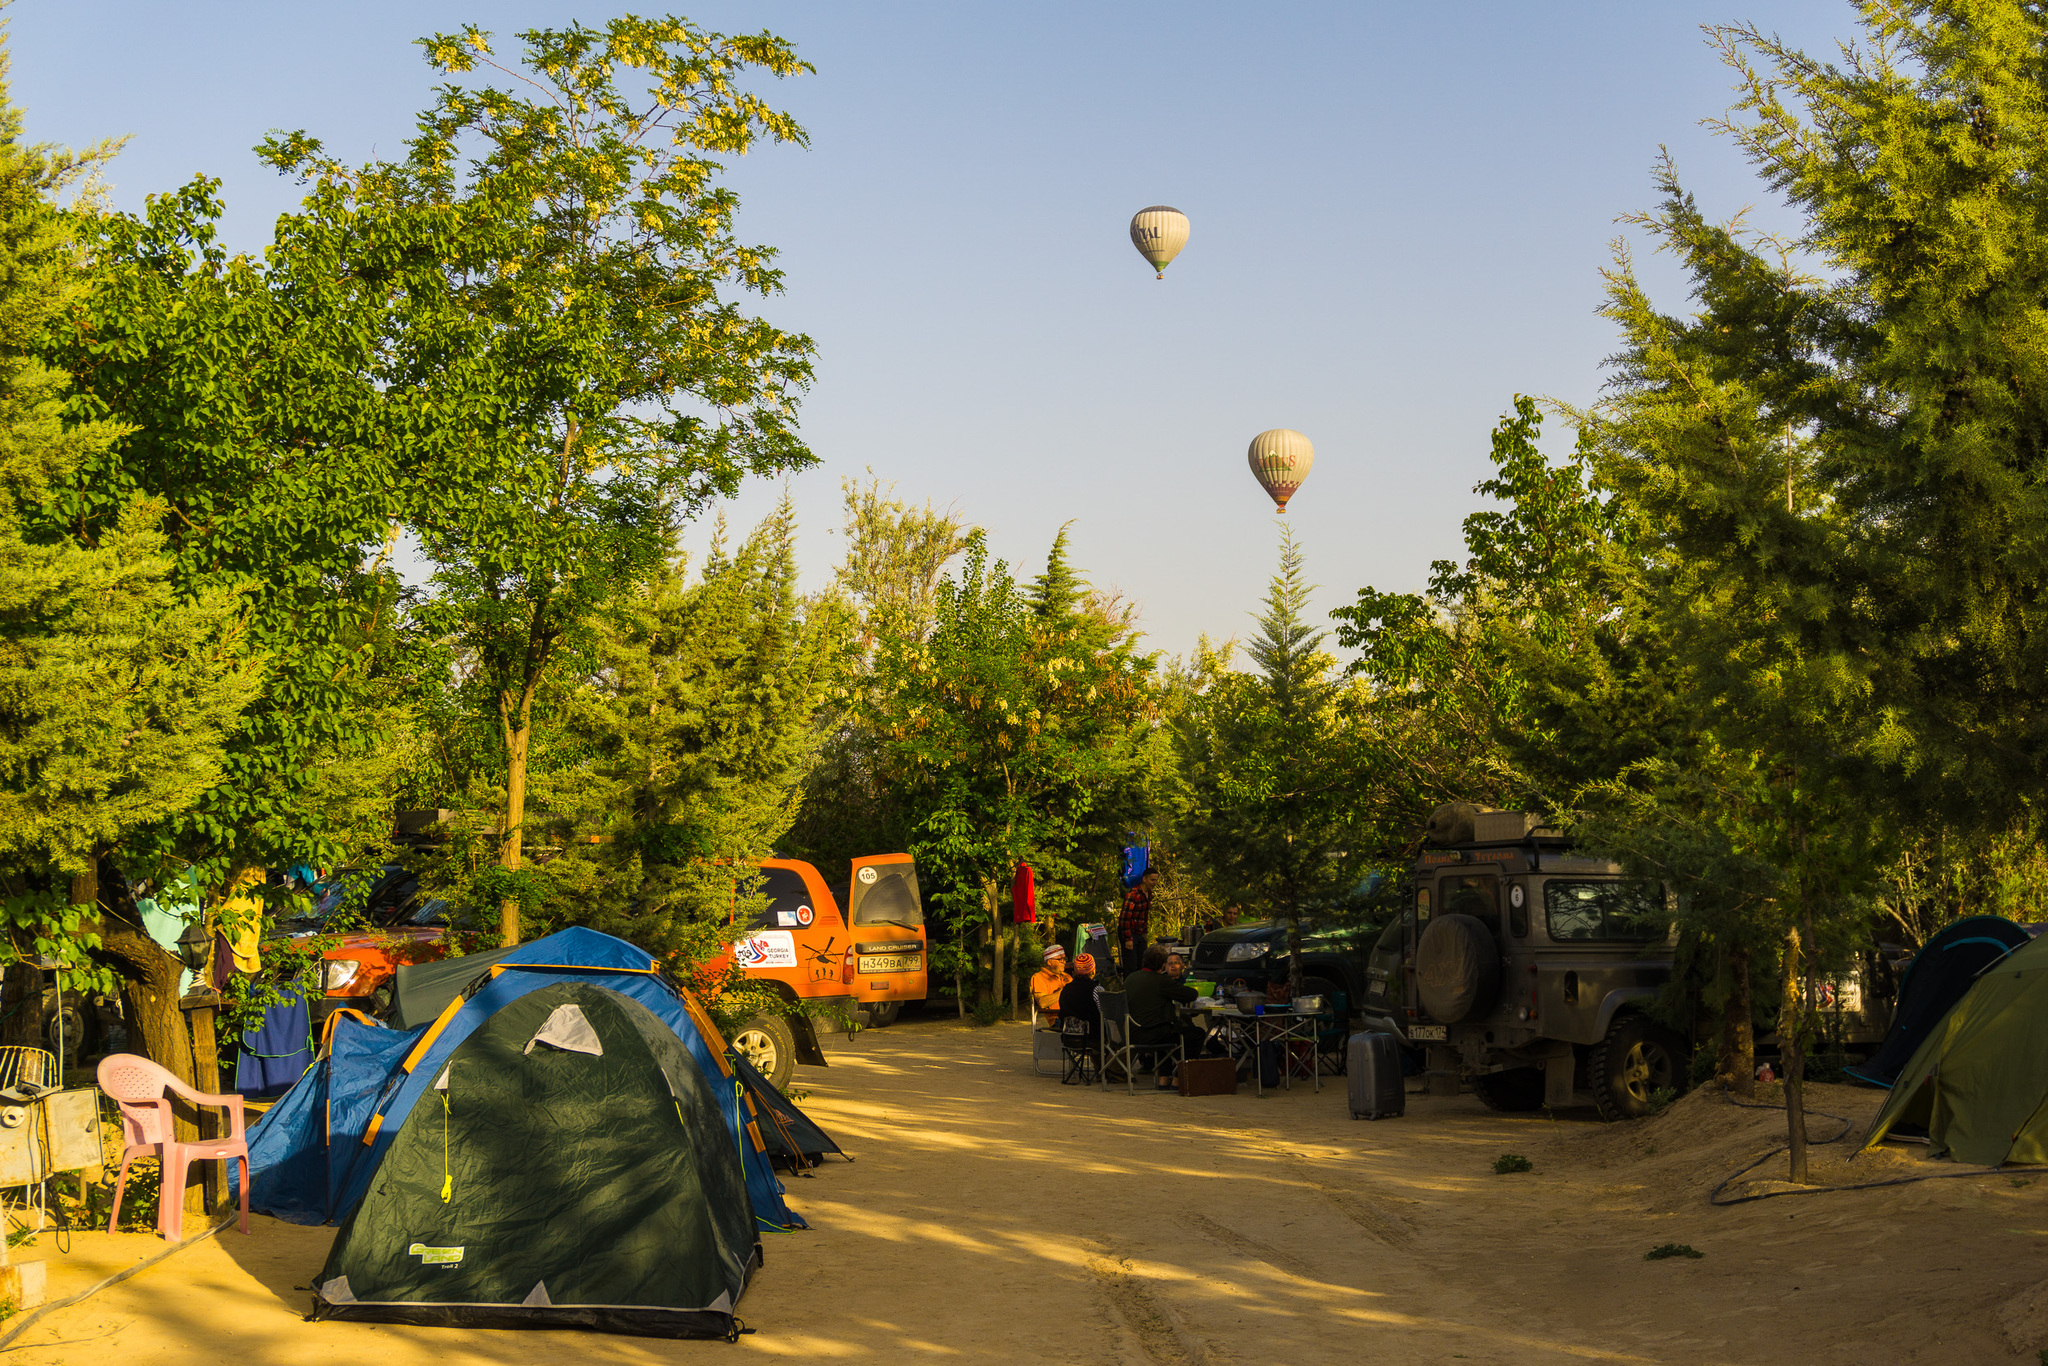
[
  {"x1": 1493, "y1": 1153, "x2": 1533, "y2": 1174},
  {"x1": 1645, "y1": 1086, "x2": 1678, "y2": 1116},
  {"x1": 1646, "y1": 1243, "x2": 1704, "y2": 1260},
  {"x1": 969, "y1": 998, "x2": 1004, "y2": 1027}
]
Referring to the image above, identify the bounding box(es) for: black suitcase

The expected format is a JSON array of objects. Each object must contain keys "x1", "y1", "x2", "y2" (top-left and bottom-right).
[{"x1": 1348, "y1": 1031, "x2": 1405, "y2": 1120}]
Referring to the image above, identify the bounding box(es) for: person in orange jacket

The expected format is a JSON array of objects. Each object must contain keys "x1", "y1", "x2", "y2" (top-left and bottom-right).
[{"x1": 1030, "y1": 945, "x2": 1072, "y2": 1017}]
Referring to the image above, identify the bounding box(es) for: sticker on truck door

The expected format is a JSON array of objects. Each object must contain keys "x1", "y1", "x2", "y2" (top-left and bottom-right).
[{"x1": 734, "y1": 931, "x2": 798, "y2": 969}]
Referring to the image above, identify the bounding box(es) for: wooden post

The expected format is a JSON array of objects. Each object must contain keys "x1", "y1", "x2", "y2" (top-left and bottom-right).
[{"x1": 182, "y1": 992, "x2": 225, "y2": 1215}]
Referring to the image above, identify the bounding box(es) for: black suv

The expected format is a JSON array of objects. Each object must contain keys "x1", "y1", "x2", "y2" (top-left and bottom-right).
[{"x1": 1187, "y1": 916, "x2": 1384, "y2": 1023}]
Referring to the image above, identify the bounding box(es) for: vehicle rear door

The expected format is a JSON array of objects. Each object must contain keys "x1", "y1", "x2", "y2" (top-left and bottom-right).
[{"x1": 847, "y1": 854, "x2": 927, "y2": 1004}]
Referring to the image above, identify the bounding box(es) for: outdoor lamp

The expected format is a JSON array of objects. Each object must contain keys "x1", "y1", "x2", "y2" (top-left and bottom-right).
[{"x1": 175, "y1": 921, "x2": 212, "y2": 975}]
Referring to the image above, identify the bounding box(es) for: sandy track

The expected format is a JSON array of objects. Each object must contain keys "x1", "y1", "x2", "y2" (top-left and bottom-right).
[{"x1": 9, "y1": 1016, "x2": 2045, "y2": 1364}]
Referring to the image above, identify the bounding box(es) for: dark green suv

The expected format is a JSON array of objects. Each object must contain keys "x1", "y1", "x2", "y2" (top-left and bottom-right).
[{"x1": 1358, "y1": 804, "x2": 1689, "y2": 1121}]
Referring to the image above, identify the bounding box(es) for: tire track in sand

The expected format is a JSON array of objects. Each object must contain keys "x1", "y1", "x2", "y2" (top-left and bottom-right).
[
  {"x1": 1175, "y1": 1211, "x2": 1322, "y2": 1282},
  {"x1": 1288, "y1": 1161, "x2": 1419, "y2": 1250},
  {"x1": 1087, "y1": 1250, "x2": 1210, "y2": 1366}
]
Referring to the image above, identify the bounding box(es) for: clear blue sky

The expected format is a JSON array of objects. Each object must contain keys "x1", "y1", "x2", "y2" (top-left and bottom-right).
[{"x1": 12, "y1": 1, "x2": 1855, "y2": 659}]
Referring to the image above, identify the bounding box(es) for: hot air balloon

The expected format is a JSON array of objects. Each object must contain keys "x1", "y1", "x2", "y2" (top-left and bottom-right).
[
  {"x1": 1247, "y1": 429, "x2": 1314, "y2": 513},
  {"x1": 1129, "y1": 205, "x2": 1189, "y2": 279}
]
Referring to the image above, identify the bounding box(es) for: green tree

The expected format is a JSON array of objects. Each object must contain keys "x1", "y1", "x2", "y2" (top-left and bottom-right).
[
  {"x1": 263, "y1": 16, "x2": 819, "y2": 946},
  {"x1": 1693, "y1": 9, "x2": 2048, "y2": 813},
  {"x1": 1020, "y1": 527, "x2": 1154, "y2": 945},
  {"x1": 0, "y1": 53, "x2": 258, "y2": 1064},
  {"x1": 784, "y1": 476, "x2": 972, "y2": 872},
  {"x1": 869, "y1": 530, "x2": 1154, "y2": 1012},
  {"x1": 1175, "y1": 529, "x2": 1376, "y2": 997},
  {"x1": 1575, "y1": 156, "x2": 1884, "y2": 1171},
  {"x1": 1332, "y1": 397, "x2": 1675, "y2": 822},
  {"x1": 545, "y1": 502, "x2": 848, "y2": 966},
  {"x1": 48, "y1": 173, "x2": 412, "y2": 903}
]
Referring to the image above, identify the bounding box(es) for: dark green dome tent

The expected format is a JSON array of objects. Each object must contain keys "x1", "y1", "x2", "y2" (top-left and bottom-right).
[
  {"x1": 310, "y1": 930, "x2": 802, "y2": 1339},
  {"x1": 1863, "y1": 928, "x2": 2048, "y2": 1167}
]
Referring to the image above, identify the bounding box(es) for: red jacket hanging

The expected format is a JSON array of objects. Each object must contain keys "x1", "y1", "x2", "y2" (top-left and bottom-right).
[{"x1": 1012, "y1": 865, "x2": 1036, "y2": 923}]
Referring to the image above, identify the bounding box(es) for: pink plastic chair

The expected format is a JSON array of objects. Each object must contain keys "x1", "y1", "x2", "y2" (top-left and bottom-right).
[{"x1": 97, "y1": 1053, "x2": 250, "y2": 1240}]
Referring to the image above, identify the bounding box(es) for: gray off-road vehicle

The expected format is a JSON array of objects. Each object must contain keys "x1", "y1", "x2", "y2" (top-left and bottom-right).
[{"x1": 1358, "y1": 803, "x2": 1689, "y2": 1120}]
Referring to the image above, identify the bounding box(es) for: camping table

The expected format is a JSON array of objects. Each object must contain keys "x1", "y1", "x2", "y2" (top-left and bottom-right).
[{"x1": 1181, "y1": 1005, "x2": 1321, "y2": 1097}]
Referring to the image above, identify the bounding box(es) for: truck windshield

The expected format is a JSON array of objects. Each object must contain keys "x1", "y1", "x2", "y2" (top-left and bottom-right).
[
  {"x1": 1544, "y1": 880, "x2": 1664, "y2": 941},
  {"x1": 852, "y1": 863, "x2": 923, "y2": 928}
]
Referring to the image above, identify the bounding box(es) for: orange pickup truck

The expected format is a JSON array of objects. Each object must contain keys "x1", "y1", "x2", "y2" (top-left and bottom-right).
[{"x1": 713, "y1": 854, "x2": 928, "y2": 1087}]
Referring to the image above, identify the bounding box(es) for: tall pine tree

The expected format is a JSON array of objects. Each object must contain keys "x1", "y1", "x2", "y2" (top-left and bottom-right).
[{"x1": 1175, "y1": 528, "x2": 1376, "y2": 997}]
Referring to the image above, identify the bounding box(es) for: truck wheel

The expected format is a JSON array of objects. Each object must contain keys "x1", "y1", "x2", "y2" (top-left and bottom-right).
[
  {"x1": 1475, "y1": 1067, "x2": 1546, "y2": 1111},
  {"x1": 866, "y1": 1001, "x2": 903, "y2": 1028},
  {"x1": 1591, "y1": 1015, "x2": 1687, "y2": 1121},
  {"x1": 733, "y1": 1014, "x2": 798, "y2": 1090}
]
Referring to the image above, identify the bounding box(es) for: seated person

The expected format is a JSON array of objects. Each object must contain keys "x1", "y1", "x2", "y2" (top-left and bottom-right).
[
  {"x1": 1057, "y1": 953, "x2": 1102, "y2": 1049},
  {"x1": 1125, "y1": 943, "x2": 1207, "y2": 1090},
  {"x1": 1030, "y1": 945, "x2": 1072, "y2": 1019}
]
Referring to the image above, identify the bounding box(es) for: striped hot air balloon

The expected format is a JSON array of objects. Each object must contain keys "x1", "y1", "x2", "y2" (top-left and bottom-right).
[
  {"x1": 1247, "y1": 429, "x2": 1315, "y2": 513},
  {"x1": 1129, "y1": 206, "x2": 1190, "y2": 279}
]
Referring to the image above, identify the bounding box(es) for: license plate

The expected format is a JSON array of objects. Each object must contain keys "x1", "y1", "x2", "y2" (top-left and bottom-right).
[
  {"x1": 1408, "y1": 1024, "x2": 1447, "y2": 1041},
  {"x1": 858, "y1": 953, "x2": 922, "y2": 974}
]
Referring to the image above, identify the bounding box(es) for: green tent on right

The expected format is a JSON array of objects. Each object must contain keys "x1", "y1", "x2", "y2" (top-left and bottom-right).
[{"x1": 1863, "y1": 929, "x2": 2048, "y2": 1166}]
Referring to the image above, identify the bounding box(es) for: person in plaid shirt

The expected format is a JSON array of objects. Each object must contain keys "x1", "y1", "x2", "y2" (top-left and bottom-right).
[{"x1": 1119, "y1": 868, "x2": 1159, "y2": 975}]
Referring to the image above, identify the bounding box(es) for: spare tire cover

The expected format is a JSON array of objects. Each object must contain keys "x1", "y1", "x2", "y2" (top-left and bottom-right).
[{"x1": 1416, "y1": 913, "x2": 1501, "y2": 1024}]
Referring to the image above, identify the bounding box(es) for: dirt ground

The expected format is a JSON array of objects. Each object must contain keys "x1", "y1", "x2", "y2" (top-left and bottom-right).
[{"x1": 8, "y1": 1014, "x2": 2047, "y2": 1365}]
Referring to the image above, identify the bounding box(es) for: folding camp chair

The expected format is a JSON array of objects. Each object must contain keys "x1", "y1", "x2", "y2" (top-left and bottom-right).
[
  {"x1": 1059, "y1": 1012, "x2": 1100, "y2": 1085},
  {"x1": 1030, "y1": 1000, "x2": 1065, "y2": 1076},
  {"x1": 1097, "y1": 990, "x2": 1185, "y2": 1095}
]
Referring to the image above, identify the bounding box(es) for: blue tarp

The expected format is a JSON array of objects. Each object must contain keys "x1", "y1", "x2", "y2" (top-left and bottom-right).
[
  {"x1": 233, "y1": 984, "x2": 313, "y2": 1097},
  {"x1": 246, "y1": 927, "x2": 804, "y2": 1234}
]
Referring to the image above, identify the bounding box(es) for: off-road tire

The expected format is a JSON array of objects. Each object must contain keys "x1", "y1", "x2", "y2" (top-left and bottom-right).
[
  {"x1": 866, "y1": 1000, "x2": 903, "y2": 1028},
  {"x1": 733, "y1": 1013, "x2": 799, "y2": 1090},
  {"x1": 1475, "y1": 1066, "x2": 1546, "y2": 1111},
  {"x1": 1415, "y1": 913, "x2": 1500, "y2": 1023},
  {"x1": 1591, "y1": 1014, "x2": 1687, "y2": 1121}
]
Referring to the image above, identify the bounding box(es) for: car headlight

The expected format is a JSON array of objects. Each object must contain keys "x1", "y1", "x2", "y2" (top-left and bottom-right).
[
  {"x1": 325, "y1": 960, "x2": 362, "y2": 993},
  {"x1": 1225, "y1": 943, "x2": 1269, "y2": 962}
]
